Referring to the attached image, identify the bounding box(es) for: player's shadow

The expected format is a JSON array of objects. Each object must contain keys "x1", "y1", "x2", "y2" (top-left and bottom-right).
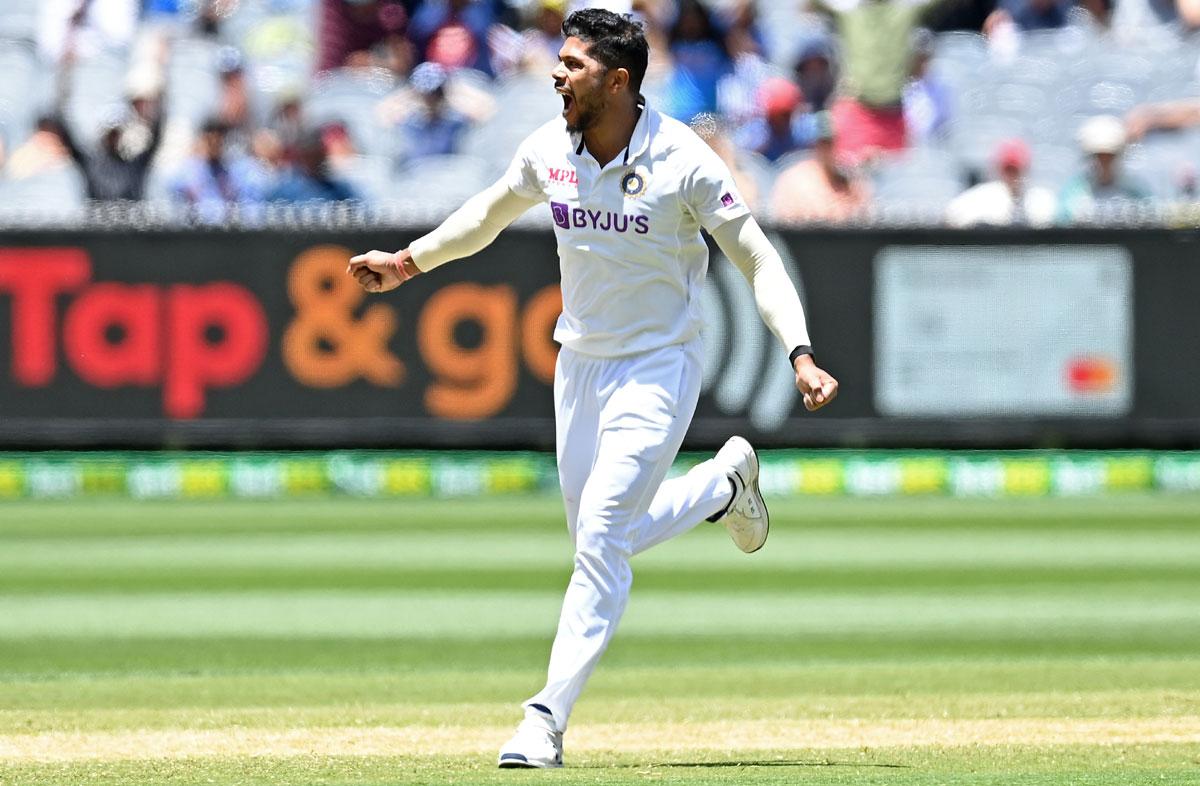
[{"x1": 612, "y1": 760, "x2": 911, "y2": 769}]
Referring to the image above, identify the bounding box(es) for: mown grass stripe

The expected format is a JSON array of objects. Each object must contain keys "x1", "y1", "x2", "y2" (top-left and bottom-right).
[
  {"x1": 4, "y1": 718, "x2": 1200, "y2": 762},
  {"x1": 0, "y1": 589, "x2": 1197, "y2": 639},
  {"x1": 5, "y1": 528, "x2": 1200, "y2": 572},
  {"x1": 1, "y1": 564, "x2": 1196, "y2": 595}
]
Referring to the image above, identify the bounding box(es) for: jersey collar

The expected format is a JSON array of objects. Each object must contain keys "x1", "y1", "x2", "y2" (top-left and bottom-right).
[{"x1": 571, "y1": 97, "x2": 651, "y2": 166}]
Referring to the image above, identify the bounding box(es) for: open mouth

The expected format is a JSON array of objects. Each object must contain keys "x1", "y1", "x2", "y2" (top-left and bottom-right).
[{"x1": 558, "y1": 90, "x2": 574, "y2": 117}]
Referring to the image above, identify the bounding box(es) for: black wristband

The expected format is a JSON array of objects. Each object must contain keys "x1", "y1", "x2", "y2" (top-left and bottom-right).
[{"x1": 789, "y1": 345, "x2": 813, "y2": 365}]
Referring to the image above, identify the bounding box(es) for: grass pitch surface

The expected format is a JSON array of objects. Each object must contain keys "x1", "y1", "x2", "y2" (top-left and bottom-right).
[{"x1": 1, "y1": 495, "x2": 1198, "y2": 785}]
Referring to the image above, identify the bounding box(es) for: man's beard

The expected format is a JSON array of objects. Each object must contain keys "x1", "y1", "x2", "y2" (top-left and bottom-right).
[{"x1": 567, "y1": 94, "x2": 606, "y2": 134}]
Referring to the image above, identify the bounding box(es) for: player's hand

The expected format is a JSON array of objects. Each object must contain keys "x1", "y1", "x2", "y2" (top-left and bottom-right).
[
  {"x1": 793, "y1": 355, "x2": 838, "y2": 412},
  {"x1": 346, "y1": 249, "x2": 410, "y2": 293}
]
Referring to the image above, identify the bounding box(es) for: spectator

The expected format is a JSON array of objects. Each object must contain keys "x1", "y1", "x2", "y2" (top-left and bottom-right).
[
  {"x1": 519, "y1": 0, "x2": 568, "y2": 74},
  {"x1": 814, "y1": 0, "x2": 940, "y2": 165},
  {"x1": 987, "y1": 0, "x2": 1071, "y2": 31},
  {"x1": 714, "y1": 2, "x2": 773, "y2": 145},
  {"x1": 793, "y1": 37, "x2": 837, "y2": 113},
  {"x1": 770, "y1": 111, "x2": 872, "y2": 224},
  {"x1": 318, "y1": 0, "x2": 410, "y2": 73},
  {"x1": 743, "y1": 77, "x2": 814, "y2": 163},
  {"x1": 1126, "y1": 97, "x2": 1200, "y2": 141},
  {"x1": 267, "y1": 129, "x2": 358, "y2": 203},
  {"x1": 903, "y1": 29, "x2": 951, "y2": 147},
  {"x1": 945, "y1": 139, "x2": 1055, "y2": 226},
  {"x1": 410, "y1": 0, "x2": 496, "y2": 76},
  {"x1": 381, "y1": 29, "x2": 418, "y2": 81},
  {"x1": 58, "y1": 103, "x2": 162, "y2": 200},
  {"x1": 1058, "y1": 115, "x2": 1149, "y2": 223},
  {"x1": 143, "y1": 0, "x2": 226, "y2": 37},
  {"x1": 924, "y1": 0, "x2": 1001, "y2": 32},
  {"x1": 214, "y1": 48, "x2": 255, "y2": 147},
  {"x1": 664, "y1": 0, "x2": 732, "y2": 122},
  {"x1": 168, "y1": 118, "x2": 269, "y2": 221},
  {"x1": 718, "y1": 0, "x2": 768, "y2": 60},
  {"x1": 5, "y1": 116, "x2": 73, "y2": 181},
  {"x1": 1113, "y1": 0, "x2": 1185, "y2": 30},
  {"x1": 267, "y1": 90, "x2": 307, "y2": 165},
  {"x1": 397, "y1": 62, "x2": 470, "y2": 163}
]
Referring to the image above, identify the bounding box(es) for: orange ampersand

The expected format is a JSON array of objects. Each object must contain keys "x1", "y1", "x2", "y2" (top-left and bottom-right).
[{"x1": 283, "y1": 245, "x2": 403, "y2": 388}]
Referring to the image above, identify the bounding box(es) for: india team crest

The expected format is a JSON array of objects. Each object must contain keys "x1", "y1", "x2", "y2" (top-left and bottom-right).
[{"x1": 620, "y1": 166, "x2": 649, "y2": 199}]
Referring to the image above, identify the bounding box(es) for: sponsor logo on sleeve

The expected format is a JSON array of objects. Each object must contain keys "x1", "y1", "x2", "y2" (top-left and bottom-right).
[{"x1": 720, "y1": 192, "x2": 736, "y2": 208}]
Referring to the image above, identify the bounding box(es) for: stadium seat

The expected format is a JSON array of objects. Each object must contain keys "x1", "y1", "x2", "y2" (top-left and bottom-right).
[
  {"x1": 1027, "y1": 144, "x2": 1078, "y2": 192},
  {"x1": 0, "y1": 0, "x2": 38, "y2": 44},
  {"x1": 872, "y1": 148, "x2": 965, "y2": 218},
  {"x1": 947, "y1": 114, "x2": 1027, "y2": 171},
  {"x1": 1124, "y1": 136, "x2": 1196, "y2": 199},
  {"x1": 960, "y1": 82, "x2": 1050, "y2": 124},
  {"x1": 873, "y1": 173, "x2": 964, "y2": 219},
  {"x1": 392, "y1": 154, "x2": 495, "y2": 214},
  {"x1": 167, "y1": 40, "x2": 221, "y2": 126},
  {"x1": 335, "y1": 154, "x2": 393, "y2": 204},
  {"x1": 0, "y1": 42, "x2": 37, "y2": 143},
  {"x1": 0, "y1": 168, "x2": 85, "y2": 215},
  {"x1": 735, "y1": 150, "x2": 778, "y2": 211},
  {"x1": 307, "y1": 67, "x2": 393, "y2": 158}
]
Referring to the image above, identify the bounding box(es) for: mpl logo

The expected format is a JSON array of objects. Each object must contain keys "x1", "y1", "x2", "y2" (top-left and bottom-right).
[{"x1": 548, "y1": 167, "x2": 577, "y2": 185}]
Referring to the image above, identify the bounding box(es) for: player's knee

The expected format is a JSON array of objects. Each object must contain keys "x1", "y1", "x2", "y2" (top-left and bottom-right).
[{"x1": 574, "y1": 525, "x2": 631, "y2": 568}]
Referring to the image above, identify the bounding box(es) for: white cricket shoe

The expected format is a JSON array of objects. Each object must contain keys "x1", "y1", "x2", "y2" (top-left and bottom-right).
[
  {"x1": 497, "y1": 706, "x2": 563, "y2": 768},
  {"x1": 713, "y1": 436, "x2": 769, "y2": 553}
]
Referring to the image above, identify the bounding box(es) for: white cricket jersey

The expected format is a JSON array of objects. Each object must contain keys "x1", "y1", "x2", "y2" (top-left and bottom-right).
[{"x1": 503, "y1": 105, "x2": 750, "y2": 358}]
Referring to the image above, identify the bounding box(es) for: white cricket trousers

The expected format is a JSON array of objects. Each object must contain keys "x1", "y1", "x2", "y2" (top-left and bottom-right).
[{"x1": 524, "y1": 339, "x2": 734, "y2": 731}]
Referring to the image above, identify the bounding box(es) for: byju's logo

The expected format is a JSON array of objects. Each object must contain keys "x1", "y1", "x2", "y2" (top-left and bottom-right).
[
  {"x1": 549, "y1": 202, "x2": 649, "y2": 234},
  {"x1": 551, "y1": 202, "x2": 570, "y2": 229}
]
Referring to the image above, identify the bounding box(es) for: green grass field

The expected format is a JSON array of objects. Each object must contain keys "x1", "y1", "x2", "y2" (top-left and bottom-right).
[{"x1": 1, "y1": 494, "x2": 1199, "y2": 785}]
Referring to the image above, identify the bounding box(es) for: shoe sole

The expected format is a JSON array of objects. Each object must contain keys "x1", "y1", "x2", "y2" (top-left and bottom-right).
[
  {"x1": 498, "y1": 756, "x2": 561, "y2": 769},
  {"x1": 739, "y1": 438, "x2": 768, "y2": 554}
]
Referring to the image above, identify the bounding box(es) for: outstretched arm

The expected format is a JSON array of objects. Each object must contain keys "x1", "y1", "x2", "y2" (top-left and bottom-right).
[
  {"x1": 347, "y1": 179, "x2": 540, "y2": 292},
  {"x1": 1125, "y1": 99, "x2": 1200, "y2": 140},
  {"x1": 711, "y1": 214, "x2": 839, "y2": 412}
]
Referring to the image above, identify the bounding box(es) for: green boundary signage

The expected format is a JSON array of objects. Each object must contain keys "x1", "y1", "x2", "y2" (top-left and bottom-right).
[{"x1": 1, "y1": 451, "x2": 1198, "y2": 500}]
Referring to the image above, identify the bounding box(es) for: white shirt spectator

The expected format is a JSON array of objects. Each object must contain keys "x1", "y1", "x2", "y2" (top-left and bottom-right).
[{"x1": 945, "y1": 180, "x2": 1056, "y2": 227}]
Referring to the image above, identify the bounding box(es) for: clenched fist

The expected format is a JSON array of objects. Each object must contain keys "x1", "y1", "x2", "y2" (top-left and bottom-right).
[
  {"x1": 793, "y1": 354, "x2": 838, "y2": 412},
  {"x1": 346, "y1": 248, "x2": 421, "y2": 293}
]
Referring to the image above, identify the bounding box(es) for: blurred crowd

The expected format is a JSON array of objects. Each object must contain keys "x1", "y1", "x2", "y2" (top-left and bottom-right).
[{"x1": 2, "y1": 0, "x2": 1200, "y2": 225}]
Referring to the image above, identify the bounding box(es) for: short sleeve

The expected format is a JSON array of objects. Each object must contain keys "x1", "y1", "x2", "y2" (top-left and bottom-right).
[
  {"x1": 683, "y1": 143, "x2": 752, "y2": 232},
  {"x1": 502, "y1": 134, "x2": 547, "y2": 202}
]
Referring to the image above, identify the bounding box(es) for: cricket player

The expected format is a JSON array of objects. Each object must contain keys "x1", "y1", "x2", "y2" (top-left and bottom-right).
[{"x1": 347, "y1": 8, "x2": 838, "y2": 768}]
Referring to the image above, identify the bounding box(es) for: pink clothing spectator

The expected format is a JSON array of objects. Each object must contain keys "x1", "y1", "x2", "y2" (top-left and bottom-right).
[
  {"x1": 830, "y1": 97, "x2": 906, "y2": 166},
  {"x1": 770, "y1": 112, "x2": 872, "y2": 223},
  {"x1": 771, "y1": 157, "x2": 872, "y2": 222}
]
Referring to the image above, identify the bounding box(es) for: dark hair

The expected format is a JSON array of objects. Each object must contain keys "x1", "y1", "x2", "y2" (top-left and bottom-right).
[
  {"x1": 669, "y1": 0, "x2": 722, "y2": 47},
  {"x1": 201, "y1": 117, "x2": 230, "y2": 135},
  {"x1": 562, "y1": 8, "x2": 649, "y2": 93}
]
